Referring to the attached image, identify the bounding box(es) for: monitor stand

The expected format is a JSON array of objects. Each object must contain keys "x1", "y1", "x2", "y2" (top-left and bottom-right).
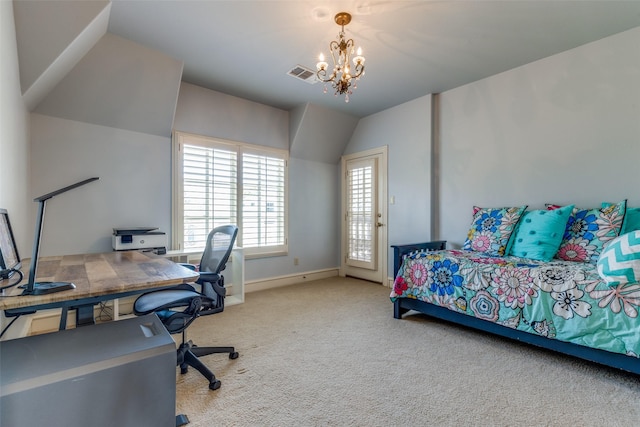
[{"x1": 21, "y1": 281, "x2": 76, "y2": 295}]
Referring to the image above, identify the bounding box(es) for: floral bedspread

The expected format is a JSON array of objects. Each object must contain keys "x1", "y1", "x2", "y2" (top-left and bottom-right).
[{"x1": 391, "y1": 249, "x2": 640, "y2": 357}]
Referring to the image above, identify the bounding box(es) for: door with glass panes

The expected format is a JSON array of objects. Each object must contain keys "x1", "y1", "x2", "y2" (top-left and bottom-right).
[{"x1": 341, "y1": 147, "x2": 387, "y2": 283}]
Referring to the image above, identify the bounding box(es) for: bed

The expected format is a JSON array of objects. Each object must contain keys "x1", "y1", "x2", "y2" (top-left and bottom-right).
[{"x1": 390, "y1": 241, "x2": 640, "y2": 375}]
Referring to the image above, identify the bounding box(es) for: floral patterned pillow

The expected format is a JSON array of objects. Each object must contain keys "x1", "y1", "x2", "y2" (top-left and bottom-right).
[
  {"x1": 550, "y1": 200, "x2": 627, "y2": 263},
  {"x1": 462, "y1": 206, "x2": 527, "y2": 257}
]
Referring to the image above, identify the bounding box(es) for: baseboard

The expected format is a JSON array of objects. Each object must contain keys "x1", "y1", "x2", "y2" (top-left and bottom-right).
[
  {"x1": 386, "y1": 277, "x2": 395, "y2": 288},
  {"x1": 245, "y1": 268, "x2": 339, "y2": 293}
]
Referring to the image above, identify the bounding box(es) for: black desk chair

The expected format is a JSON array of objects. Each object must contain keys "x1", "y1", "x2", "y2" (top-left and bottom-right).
[{"x1": 134, "y1": 225, "x2": 239, "y2": 391}]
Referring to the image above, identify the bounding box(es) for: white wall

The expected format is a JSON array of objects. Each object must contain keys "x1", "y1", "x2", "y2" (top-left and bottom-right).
[
  {"x1": 30, "y1": 113, "x2": 171, "y2": 255},
  {"x1": 174, "y1": 82, "x2": 288, "y2": 150},
  {"x1": 23, "y1": 65, "x2": 339, "y2": 283},
  {"x1": 439, "y1": 26, "x2": 640, "y2": 248},
  {"x1": 249, "y1": 157, "x2": 340, "y2": 281},
  {"x1": 174, "y1": 83, "x2": 341, "y2": 281},
  {"x1": 0, "y1": 1, "x2": 30, "y2": 254},
  {"x1": 0, "y1": 1, "x2": 33, "y2": 339},
  {"x1": 344, "y1": 94, "x2": 432, "y2": 275}
]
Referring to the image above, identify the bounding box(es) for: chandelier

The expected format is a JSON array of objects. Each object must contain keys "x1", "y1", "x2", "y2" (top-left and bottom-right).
[{"x1": 316, "y1": 12, "x2": 365, "y2": 103}]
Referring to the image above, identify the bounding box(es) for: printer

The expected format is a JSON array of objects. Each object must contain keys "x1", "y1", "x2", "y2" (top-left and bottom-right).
[{"x1": 112, "y1": 227, "x2": 167, "y2": 254}]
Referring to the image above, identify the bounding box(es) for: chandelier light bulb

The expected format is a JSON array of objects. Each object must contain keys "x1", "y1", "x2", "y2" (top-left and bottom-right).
[{"x1": 316, "y1": 52, "x2": 328, "y2": 72}]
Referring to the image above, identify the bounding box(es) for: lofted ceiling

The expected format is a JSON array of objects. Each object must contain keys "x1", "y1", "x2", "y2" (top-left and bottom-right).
[{"x1": 106, "y1": 0, "x2": 640, "y2": 118}]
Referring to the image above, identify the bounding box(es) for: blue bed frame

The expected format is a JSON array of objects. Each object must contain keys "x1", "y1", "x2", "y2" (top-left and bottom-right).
[{"x1": 391, "y1": 241, "x2": 640, "y2": 376}]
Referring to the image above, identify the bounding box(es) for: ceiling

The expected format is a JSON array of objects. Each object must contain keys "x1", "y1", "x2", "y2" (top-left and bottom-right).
[{"x1": 107, "y1": 1, "x2": 640, "y2": 118}]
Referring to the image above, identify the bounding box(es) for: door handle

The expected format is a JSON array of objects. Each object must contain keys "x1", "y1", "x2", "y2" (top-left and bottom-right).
[{"x1": 377, "y1": 222, "x2": 384, "y2": 227}]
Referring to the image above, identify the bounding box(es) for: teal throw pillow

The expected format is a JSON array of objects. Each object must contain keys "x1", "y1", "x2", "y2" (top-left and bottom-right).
[
  {"x1": 624, "y1": 208, "x2": 640, "y2": 233},
  {"x1": 597, "y1": 231, "x2": 640, "y2": 286},
  {"x1": 462, "y1": 206, "x2": 527, "y2": 257},
  {"x1": 509, "y1": 205, "x2": 574, "y2": 261}
]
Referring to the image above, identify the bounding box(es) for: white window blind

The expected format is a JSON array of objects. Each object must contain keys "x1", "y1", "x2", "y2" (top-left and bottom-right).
[
  {"x1": 174, "y1": 132, "x2": 288, "y2": 257},
  {"x1": 182, "y1": 144, "x2": 237, "y2": 250},
  {"x1": 347, "y1": 161, "x2": 374, "y2": 264},
  {"x1": 242, "y1": 152, "x2": 286, "y2": 249}
]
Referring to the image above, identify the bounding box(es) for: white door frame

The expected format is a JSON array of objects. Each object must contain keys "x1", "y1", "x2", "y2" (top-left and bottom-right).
[{"x1": 340, "y1": 146, "x2": 388, "y2": 283}]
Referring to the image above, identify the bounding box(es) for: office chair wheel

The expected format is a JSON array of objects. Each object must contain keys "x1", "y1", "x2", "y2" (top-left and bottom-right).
[
  {"x1": 209, "y1": 379, "x2": 221, "y2": 390},
  {"x1": 230, "y1": 351, "x2": 239, "y2": 359},
  {"x1": 181, "y1": 366, "x2": 189, "y2": 374}
]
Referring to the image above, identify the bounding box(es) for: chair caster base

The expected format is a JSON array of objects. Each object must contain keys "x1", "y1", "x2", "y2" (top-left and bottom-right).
[
  {"x1": 209, "y1": 379, "x2": 221, "y2": 390},
  {"x1": 176, "y1": 414, "x2": 190, "y2": 426},
  {"x1": 230, "y1": 351, "x2": 239, "y2": 359}
]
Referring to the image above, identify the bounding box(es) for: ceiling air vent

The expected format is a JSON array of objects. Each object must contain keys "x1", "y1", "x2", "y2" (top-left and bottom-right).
[{"x1": 287, "y1": 65, "x2": 318, "y2": 84}]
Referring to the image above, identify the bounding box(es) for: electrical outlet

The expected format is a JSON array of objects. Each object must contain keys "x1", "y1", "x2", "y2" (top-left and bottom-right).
[{"x1": 294, "y1": 257, "x2": 299, "y2": 266}]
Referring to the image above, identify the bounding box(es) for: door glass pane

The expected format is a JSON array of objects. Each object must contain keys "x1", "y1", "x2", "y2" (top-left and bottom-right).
[{"x1": 347, "y1": 160, "x2": 375, "y2": 265}]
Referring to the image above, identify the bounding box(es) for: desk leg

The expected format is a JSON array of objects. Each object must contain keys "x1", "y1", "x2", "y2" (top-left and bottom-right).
[
  {"x1": 75, "y1": 305, "x2": 95, "y2": 327},
  {"x1": 59, "y1": 307, "x2": 68, "y2": 330}
]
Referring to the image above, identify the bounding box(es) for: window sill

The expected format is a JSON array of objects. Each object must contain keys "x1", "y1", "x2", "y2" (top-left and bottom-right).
[{"x1": 244, "y1": 250, "x2": 288, "y2": 260}]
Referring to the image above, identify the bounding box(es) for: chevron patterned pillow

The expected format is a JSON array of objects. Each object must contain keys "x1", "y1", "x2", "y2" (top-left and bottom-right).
[{"x1": 597, "y1": 231, "x2": 640, "y2": 286}]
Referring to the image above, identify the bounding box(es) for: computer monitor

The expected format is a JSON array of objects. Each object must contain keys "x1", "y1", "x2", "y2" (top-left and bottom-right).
[
  {"x1": 22, "y1": 177, "x2": 99, "y2": 295},
  {"x1": 0, "y1": 208, "x2": 21, "y2": 280}
]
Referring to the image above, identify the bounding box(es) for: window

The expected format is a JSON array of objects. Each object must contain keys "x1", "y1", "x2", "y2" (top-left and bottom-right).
[{"x1": 173, "y1": 131, "x2": 288, "y2": 257}]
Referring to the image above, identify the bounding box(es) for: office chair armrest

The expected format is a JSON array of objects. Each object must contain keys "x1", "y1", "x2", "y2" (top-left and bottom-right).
[
  {"x1": 198, "y1": 281, "x2": 226, "y2": 299},
  {"x1": 211, "y1": 281, "x2": 226, "y2": 297},
  {"x1": 178, "y1": 263, "x2": 198, "y2": 271},
  {"x1": 195, "y1": 271, "x2": 226, "y2": 300},
  {"x1": 197, "y1": 271, "x2": 220, "y2": 282}
]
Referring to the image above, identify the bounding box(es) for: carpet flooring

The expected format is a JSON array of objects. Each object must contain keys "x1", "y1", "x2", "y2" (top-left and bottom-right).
[{"x1": 175, "y1": 276, "x2": 640, "y2": 426}]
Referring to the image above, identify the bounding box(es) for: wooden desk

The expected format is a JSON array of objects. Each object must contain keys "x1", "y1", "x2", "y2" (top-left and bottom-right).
[{"x1": 0, "y1": 251, "x2": 199, "y2": 331}]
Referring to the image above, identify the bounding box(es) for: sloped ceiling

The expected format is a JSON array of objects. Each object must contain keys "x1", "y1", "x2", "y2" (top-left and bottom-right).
[
  {"x1": 13, "y1": 0, "x2": 111, "y2": 110},
  {"x1": 13, "y1": 0, "x2": 358, "y2": 155},
  {"x1": 34, "y1": 33, "x2": 183, "y2": 137},
  {"x1": 13, "y1": 0, "x2": 640, "y2": 147},
  {"x1": 290, "y1": 103, "x2": 359, "y2": 164},
  {"x1": 106, "y1": 1, "x2": 640, "y2": 118},
  {"x1": 14, "y1": 0, "x2": 184, "y2": 138}
]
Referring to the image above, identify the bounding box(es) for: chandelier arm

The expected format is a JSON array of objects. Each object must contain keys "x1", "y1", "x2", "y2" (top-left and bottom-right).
[
  {"x1": 345, "y1": 38, "x2": 355, "y2": 51},
  {"x1": 328, "y1": 40, "x2": 341, "y2": 69},
  {"x1": 316, "y1": 69, "x2": 339, "y2": 84},
  {"x1": 352, "y1": 63, "x2": 365, "y2": 79},
  {"x1": 316, "y1": 68, "x2": 327, "y2": 82}
]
